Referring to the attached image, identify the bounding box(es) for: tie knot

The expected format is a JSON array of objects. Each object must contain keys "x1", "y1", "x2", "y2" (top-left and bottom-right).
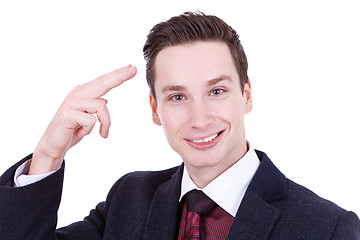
[{"x1": 185, "y1": 190, "x2": 216, "y2": 215}]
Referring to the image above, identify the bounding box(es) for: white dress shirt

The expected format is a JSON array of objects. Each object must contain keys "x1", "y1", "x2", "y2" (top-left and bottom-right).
[
  {"x1": 14, "y1": 160, "x2": 56, "y2": 187},
  {"x1": 179, "y1": 146, "x2": 260, "y2": 217}
]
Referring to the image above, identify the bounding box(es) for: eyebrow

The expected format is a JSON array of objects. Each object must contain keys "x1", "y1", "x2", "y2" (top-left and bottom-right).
[
  {"x1": 161, "y1": 84, "x2": 186, "y2": 93},
  {"x1": 207, "y1": 75, "x2": 232, "y2": 86},
  {"x1": 161, "y1": 75, "x2": 232, "y2": 93}
]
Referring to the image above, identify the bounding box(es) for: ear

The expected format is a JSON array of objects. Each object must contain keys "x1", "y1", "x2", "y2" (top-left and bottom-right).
[
  {"x1": 243, "y1": 80, "x2": 253, "y2": 114},
  {"x1": 149, "y1": 94, "x2": 162, "y2": 125}
]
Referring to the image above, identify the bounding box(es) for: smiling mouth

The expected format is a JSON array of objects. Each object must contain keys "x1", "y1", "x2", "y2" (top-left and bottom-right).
[{"x1": 189, "y1": 130, "x2": 224, "y2": 143}]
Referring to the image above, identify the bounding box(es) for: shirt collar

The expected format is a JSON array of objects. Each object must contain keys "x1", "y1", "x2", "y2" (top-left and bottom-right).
[{"x1": 179, "y1": 145, "x2": 260, "y2": 217}]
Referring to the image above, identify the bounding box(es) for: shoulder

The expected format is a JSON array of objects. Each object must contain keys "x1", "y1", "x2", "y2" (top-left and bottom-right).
[
  {"x1": 274, "y1": 179, "x2": 360, "y2": 237},
  {"x1": 285, "y1": 179, "x2": 344, "y2": 214},
  {"x1": 106, "y1": 165, "x2": 181, "y2": 203},
  {"x1": 116, "y1": 165, "x2": 180, "y2": 188}
]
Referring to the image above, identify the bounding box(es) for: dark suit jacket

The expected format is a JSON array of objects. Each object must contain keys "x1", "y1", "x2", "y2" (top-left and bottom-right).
[{"x1": 0, "y1": 150, "x2": 359, "y2": 239}]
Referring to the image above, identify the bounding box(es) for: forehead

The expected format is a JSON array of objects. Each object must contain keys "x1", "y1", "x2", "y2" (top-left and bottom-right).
[{"x1": 154, "y1": 41, "x2": 239, "y2": 89}]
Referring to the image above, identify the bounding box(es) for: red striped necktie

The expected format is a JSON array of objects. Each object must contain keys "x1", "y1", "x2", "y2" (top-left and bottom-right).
[{"x1": 183, "y1": 190, "x2": 216, "y2": 240}]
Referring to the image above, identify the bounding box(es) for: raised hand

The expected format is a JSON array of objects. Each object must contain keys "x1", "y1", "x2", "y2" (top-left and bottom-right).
[{"x1": 29, "y1": 65, "x2": 137, "y2": 175}]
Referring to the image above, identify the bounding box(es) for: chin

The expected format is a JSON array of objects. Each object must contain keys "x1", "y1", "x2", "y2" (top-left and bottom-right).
[{"x1": 184, "y1": 155, "x2": 223, "y2": 169}]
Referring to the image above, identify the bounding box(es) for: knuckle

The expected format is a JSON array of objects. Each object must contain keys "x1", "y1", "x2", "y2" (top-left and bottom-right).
[
  {"x1": 97, "y1": 79, "x2": 108, "y2": 94},
  {"x1": 98, "y1": 99, "x2": 108, "y2": 109},
  {"x1": 69, "y1": 84, "x2": 85, "y2": 96},
  {"x1": 62, "y1": 97, "x2": 73, "y2": 107},
  {"x1": 73, "y1": 84, "x2": 84, "y2": 92},
  {"x1": 58, "y1": 106, "x2": 71, "y2": 120},
  {"x1": 89, "y1": 115, "x2": 97, "y2": 124}
]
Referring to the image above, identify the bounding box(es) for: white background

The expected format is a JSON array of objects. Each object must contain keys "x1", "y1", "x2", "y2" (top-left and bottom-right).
[{"x1": 0, "y1": 0, "x2": 359, "y2": 228}]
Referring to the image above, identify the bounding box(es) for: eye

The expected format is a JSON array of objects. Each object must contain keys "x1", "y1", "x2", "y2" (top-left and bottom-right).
[
  {"x1": 170, "y1": 94, "x2": 185, "y2": 101},
  {"x1": 210, "y1": 88, "x2": 224, "y2": 96}
]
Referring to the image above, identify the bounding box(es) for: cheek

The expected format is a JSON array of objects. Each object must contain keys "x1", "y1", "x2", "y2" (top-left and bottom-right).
[
  {"x1": 158, "y1": 106, "x2": 182, "y2": 135},
  {"x1": 223, "y1": 102, "x2": 245, "y2": 127},
  {"x1": 158, "y1": 107, "x2": 189, "y2": 154}
]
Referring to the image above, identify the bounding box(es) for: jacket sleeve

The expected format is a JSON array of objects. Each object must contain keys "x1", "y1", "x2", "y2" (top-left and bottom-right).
[
  {"x1": 331, "y1": 210, "x2": 360, "y2": 240},
  {"x1": 0, "y1": 155, "x2": 111, "y2": 240},
  {"x1": 0, "y1": 154, "x2": 64, "y2": 239}
]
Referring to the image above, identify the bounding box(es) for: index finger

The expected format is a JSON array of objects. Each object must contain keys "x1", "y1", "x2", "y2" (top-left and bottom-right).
[{"x1": 72, "y1": 64, "x2": 137, "y2": 98}]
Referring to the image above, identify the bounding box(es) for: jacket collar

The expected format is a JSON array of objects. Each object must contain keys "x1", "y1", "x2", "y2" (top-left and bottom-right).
[
  {"x1": 249, "y1": 150, "x2": 287, "y2": 203},
  {"x1": 227, "y1": 150, "x2": 287, "y2": 239},
  {"x1": 142, "y1": 164, "x2": 184, "y2": 240}
]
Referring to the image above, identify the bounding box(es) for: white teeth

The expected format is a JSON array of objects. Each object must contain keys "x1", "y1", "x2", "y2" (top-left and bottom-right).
[{"x1": 192, "y1": 133, "x2": 218, "y2": 143}]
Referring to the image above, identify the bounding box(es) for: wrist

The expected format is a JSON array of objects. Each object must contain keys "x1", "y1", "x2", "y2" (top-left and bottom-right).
[{"x1": 30, "y1": 149, "x2": 64, "y2": 175}]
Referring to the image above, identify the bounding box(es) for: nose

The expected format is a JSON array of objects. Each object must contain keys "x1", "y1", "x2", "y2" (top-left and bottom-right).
[{"x1": 188, "y1": 100, "x2": 214, "y2": 129}]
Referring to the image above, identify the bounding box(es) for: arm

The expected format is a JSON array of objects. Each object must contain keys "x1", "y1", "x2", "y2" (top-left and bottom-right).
[
  {"x1": 0, "y1": 65, "x2": 137, "y2": 239},
  {"x1": 0, "y1": 154, "x2": 64, "y2": 240},
  {"x1": 0, "y1": 158, "x2": 109, "y2": 240}
]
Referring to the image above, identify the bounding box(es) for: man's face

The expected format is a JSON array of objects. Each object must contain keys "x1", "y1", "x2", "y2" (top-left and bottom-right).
[{"x1": 150, "y1": 41, "x2": 252, "y2": 179}]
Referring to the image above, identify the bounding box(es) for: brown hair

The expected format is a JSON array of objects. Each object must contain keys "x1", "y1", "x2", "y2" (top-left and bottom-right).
[{"x1": 143, "y1": 11, "x2": 249, "y2": 101}]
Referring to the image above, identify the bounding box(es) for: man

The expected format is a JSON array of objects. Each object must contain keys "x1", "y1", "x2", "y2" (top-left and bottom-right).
[{"x1": 0, "y1": 11, "x2": 359, "y2": 240}]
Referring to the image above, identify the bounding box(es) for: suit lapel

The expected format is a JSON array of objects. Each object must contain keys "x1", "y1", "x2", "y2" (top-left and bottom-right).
[
  {"x1": 227, "y1": 190, "x2": 281, "y2": 240},
  {"x1": 142, "y1": 164, "x2": 184, "y2": 240},
  {"x1": 227, "y1": 150, "x2": 286, "y2": 239}
]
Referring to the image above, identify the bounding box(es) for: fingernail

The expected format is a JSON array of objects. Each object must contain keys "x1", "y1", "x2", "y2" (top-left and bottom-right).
[{"x1": 121, "y1": 64, "x2": 132, "y2": 69}]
